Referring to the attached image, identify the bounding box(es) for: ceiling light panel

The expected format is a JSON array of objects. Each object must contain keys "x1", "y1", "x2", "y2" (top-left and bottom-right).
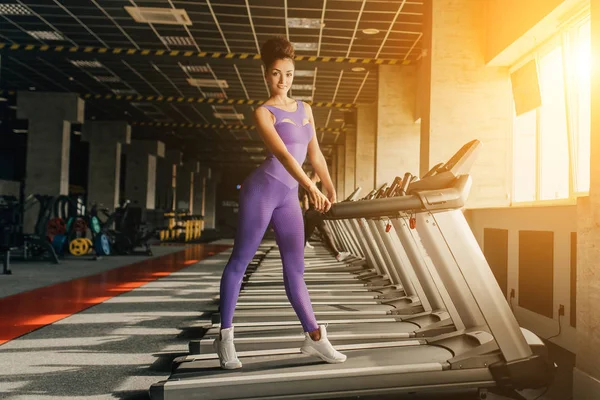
[
  {"x1": 187, "y1": 78, "x2": 228, "y2": 88},
  {"x1": 292, "y1": 42, "x2": 318, "y2": 51},
  {"x1": 70, "y1": 60, "x2": 104, "y2": 68},
  {"x1": 181, "y1": 65, "x2": 210, "y2": 73},
  {"x1": 294, "y1": 95, "x2": 313, "y2": 101},
  {"x1": 0, "y1": 4, "x2": 32, "y2": 15},
  {"x1": 27, "y1": 31, "x2": 64, "y2": 41},
  {"x1": 125, "y1": 7, "x2": 192, "y2": 26},
  {"x1": 112, "y1": 89, "x2": 138, "y2": 95},
  {"x1": 243, "y1": 147, "x2": 264, "y2": 153},
  {"x1": 214, "y1": 113, "x2": 244, "y2": 120},
  {"x1": 294, "y1": 70, "x2": 315, "y2": 77},
  {"x1": 291, "y1": 84, "x2": 314, "y2": 91},
  {"x1": 213, "y1": 105, "x2": 236, "y2": 112},
  {"x1": 287, "y1": 18, "x2": 322, "y2": 29},
  {"x1": 204, "y1": 92, "x2": 227, "y2": 99},
  {"x1": 94, "y1": 76, "x2": 121, "y2": 83},
  {"x1": 161, "y1": 36, "x2": 196, "y2": 46}
]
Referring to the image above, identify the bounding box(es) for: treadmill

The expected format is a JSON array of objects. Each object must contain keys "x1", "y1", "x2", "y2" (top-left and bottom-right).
[
  {"x1": 189, "y1": 173, "x2": 462, "y2": 354},
  {"x1": 150, "y1": 139, "x2": 555, "y2": 400}
]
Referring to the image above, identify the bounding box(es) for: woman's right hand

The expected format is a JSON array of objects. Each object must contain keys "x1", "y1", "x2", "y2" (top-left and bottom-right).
[{"x1": 308, "y1": 185, "x2": 332, "y2": 213}]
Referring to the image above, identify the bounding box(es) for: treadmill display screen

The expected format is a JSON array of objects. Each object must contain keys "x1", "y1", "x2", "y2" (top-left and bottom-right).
[{"x1": 441, "y1": 139, "x2": 480, "y2": 173}]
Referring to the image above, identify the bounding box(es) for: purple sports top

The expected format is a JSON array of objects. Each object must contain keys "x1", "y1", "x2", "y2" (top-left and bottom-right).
[{"x1": 255, "y1": 100, "x2": 315, "y2": 188}]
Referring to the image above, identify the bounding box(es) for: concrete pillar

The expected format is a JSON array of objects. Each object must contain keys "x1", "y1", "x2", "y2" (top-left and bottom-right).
[
  {"x1": 420, "y1": 0, "x2": 513, "y2": 208},
  {"x1": 574, "y1": 1, "x2": 600, "y2": 397},
  {"x1": 344, "y1": 125, "x2": 357, "y2": 199},
  {"x1": 17, "y1": 92, "x2": 84, "y2": 196},
  {"x1": 157, "y1": 150, "x2": 182, "y2": 210},
  {"x1": 82, "y1": 121, "x2": 131, "y2": 210},
  {"x1": 356, "y1": 104, "x2": 376, "y2": 192},
  {"x1": 336, "y1": 145, "x2": 345, "y2": 199},
  {"x1": 176, "y1": 159, "x2": 199, "y2": 211},
  {"x1": 194, "y1": 166, "x2": 209, "y2": 217},
  {"x1": 125, "y1": 140, "x2": 165, "y2": 209},
  {"x1": 375, "y1": 65, "x2": 420, "y2": 187},
  {"x1": 203, "y1": 168, "x2": 219, "y2": 230}
]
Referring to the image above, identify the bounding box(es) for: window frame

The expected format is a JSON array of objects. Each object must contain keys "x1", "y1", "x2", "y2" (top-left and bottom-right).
[{"x1": 510, "y1": 15, "x2": 590, "y2": 207}]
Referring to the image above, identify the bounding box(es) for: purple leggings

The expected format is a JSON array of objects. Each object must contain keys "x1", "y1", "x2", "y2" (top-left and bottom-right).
[{"x1": 219, "y1": 172, "x2": 319, "y2": 332}]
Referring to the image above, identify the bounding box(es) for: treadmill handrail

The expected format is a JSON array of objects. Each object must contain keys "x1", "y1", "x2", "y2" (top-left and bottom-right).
[{"x1": 324, "y1": 175, "x2": 470, "y2": 220}]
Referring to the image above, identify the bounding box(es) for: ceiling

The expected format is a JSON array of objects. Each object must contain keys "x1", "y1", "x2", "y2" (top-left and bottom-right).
[{"x1": 0, "y1": 0, "x2": 423, "y2": 167}]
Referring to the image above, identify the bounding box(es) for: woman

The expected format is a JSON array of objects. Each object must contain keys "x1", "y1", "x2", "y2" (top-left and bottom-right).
[{"x1": 214, "y1": 37, "x2": 347, "y2": 369}]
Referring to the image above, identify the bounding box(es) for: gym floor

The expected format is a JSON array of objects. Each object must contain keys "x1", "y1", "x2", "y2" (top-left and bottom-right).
[{"x1": 0, "y1": 242, "x2": 573, "y2": 400}]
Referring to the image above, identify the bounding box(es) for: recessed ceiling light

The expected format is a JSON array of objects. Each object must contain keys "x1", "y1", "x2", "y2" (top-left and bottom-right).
[
  {"x1": 292, "y1": 42, "x2": 318, "y2": 51},
  {"x1": 287, "y1": 18, "x2": 323, "y2": 29},
  {"x1": 0, "y1": 97, "x2": 7, "y2": 102},
  {"x1": 351, "y1": 67, "x2": 366, "y2": 72},
  {"x1": 13, "y1": 129, "x2": 28, "y2": 134},
  {"x1": 362, "y1": 28, "x2": 380, "y2": 35},
  {"x1": 27, "y1": 31, "x2": 64, "y2": 41},
  {"x1": 0, "y1": 4, "x2": 32, "y2": 15},
  {"x1": 294, "y1": 95, "x2": 313, "y2": 101},
  {"x1": 125, "y1": 6, "x2": 192, "y2": 26},
  {"x1": 29, "y1": 86, "x2": 36, "y2": 91},
  {"x1": 334, "y1": 118, "x2": 344, "y2": 122}
]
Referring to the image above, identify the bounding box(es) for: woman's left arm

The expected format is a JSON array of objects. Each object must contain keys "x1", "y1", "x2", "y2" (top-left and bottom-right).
[{"x1": 304, "y1": 102, "x2": 337, "y2": 203}]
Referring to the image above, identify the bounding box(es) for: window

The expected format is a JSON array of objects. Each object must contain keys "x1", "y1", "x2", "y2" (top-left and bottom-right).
[
  {"x1": 572, "y1": 20, "x2": 591, "y2": 193},
  {"x1": 538, "y1": 46, "x2": 569, "y2": 200},
  {"x1": 511, "y1": 17, "x2": 591, "y2": 203}
]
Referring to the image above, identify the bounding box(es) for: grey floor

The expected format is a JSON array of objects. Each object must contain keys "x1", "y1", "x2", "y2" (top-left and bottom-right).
[
  {"x1": 0, "y1": 244, "x2": 188, "y2": 299},
  {"x1": 0, "y1": 242, "x2": 573, "y2": 400}
]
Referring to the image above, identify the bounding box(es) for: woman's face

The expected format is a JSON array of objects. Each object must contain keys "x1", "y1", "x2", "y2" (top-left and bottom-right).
[{"x1": 266, "y1": 58, "x2": 295, "y2": 97}]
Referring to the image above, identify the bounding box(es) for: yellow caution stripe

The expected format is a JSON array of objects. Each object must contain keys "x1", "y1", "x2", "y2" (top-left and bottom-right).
[
  {"x1": 0, "y1": 42, "x2": 410, "y2": 65},
  {"x1": 131, "y1": 121, "x2": 343, "y2": 133}
]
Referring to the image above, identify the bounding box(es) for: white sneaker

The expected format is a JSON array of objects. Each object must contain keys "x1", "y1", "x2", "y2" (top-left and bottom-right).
[
  {"x1": 335, "y1": 251, "x2": 351, "y2": 262},
  {"x1": 213, "y1": 327, "x2": 242, "y2": 369},
  {"x1": 305, "y1": 242, "x2": 314, "y2": 249},
  {"x1": 300, "y1": 325, "x2": 347, "y2": 363}
]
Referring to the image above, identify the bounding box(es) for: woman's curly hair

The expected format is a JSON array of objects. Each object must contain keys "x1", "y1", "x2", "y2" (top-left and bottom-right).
[{"x1": 260, "y1": 37, "x2": 295, "y2": 69}]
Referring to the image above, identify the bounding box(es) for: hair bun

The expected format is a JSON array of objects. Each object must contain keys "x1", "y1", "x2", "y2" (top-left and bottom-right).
[{"x1": 261, "y1": 37, "x2": 295, "y2": 68}]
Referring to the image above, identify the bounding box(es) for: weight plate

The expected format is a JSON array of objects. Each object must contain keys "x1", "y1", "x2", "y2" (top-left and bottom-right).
[
  {"x1": 74, "y1": 218, "x2": 88, "y2": 233},
  {"x1": 52, "y1": 234, "x2": 67, "y2": 255},
  {"x1": 47, "y1": 218, "x2": 66, "y2": 236},
  {"x1": 95, "y1": 234, "x2": 111, "y2": 256},
  {"x1": 91, "y1": 216, "x2": 101, "y2": 234},
  {"x1": 69, "y1": 238, "x2": 89, "y2": 256}
]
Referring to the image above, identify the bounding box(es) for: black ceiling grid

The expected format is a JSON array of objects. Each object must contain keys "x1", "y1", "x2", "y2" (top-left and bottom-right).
[{"x1": 0, "y1": 0, "x2": 423, "y2": 166}]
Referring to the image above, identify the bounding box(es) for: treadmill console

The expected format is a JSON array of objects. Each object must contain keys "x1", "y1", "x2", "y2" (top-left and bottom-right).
[{"x1": 408, "y1": 139, "x2": 481, "y2": 193}]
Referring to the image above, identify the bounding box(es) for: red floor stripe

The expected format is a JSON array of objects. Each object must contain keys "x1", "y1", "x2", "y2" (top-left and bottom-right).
[{"x1": 0, "y1": 244, "x2": 231, "y2": 345}]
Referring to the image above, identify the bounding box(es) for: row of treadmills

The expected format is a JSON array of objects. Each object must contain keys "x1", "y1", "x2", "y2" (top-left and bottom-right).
[{"x1": 149, "y1": 139, "x2": 556, "y2": 400}]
